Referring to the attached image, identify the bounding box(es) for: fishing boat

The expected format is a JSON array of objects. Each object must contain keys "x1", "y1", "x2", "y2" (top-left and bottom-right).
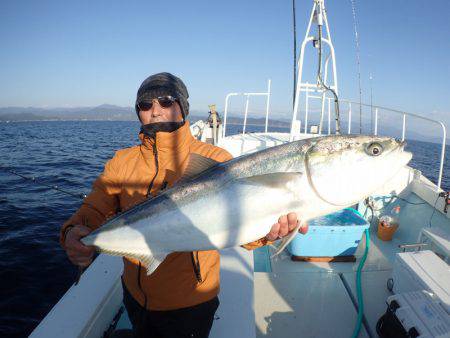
[{"x1": 30, "y1": 1, "x2": 450, "y2": 337}]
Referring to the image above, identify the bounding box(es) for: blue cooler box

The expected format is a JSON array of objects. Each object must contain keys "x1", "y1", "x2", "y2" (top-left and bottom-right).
[{"x1": 287, "y1": 208, "x2": 369, "y2": 257}]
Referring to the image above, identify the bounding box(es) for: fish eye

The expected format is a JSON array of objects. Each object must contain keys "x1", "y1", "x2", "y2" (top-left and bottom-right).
[{"x1": 366, "y1": 142, "x2": 383, "y2": 156}]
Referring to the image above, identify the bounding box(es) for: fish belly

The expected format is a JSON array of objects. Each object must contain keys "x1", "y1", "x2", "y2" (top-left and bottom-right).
[{"x1": 137, "y1": 178, "x2": 306, "y2": 253}]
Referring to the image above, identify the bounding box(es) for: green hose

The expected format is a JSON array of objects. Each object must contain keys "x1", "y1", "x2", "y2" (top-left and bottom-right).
[{"x1": 351, "y1": 228, "x2": 370, "y2": 338}]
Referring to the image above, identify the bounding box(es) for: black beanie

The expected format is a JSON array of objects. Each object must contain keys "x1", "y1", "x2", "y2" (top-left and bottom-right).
[{"x1": 135, "y1": 72, "x2": 189, "y2": 119}]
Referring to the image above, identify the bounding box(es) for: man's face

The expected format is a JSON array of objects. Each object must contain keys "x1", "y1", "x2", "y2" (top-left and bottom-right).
[{"x1": 138, "y1": 99, "x2": 183, "y2": 125}]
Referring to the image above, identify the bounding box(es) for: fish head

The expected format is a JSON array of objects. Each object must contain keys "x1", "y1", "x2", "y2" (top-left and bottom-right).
[{"x1": 305, "y1": 135, "x2": 412, "y2": 206}]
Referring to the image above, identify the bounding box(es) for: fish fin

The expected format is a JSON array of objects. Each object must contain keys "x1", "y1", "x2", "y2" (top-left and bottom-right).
[
  {"x1": 242, "y1": 172, "x2": 303, "y2": 189},
  {"x1": 95, "y1": 248, "x2": 168, "y2": 276},
  {"x1": 120, "y1": 251, "x2": 168, "y2": 275},
  {"x1": 139, "y1": 253, "x2": 168, "y2": 276},
  {"x1": 271, "y1": 220, "x2": 305, "y2": 257},
  {"x1": 179, "y1": 153, "x2": 219, "y2": 182}
]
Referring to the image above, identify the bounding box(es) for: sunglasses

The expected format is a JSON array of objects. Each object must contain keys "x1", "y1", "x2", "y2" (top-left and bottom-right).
[{"x1": 137, "y1": 95, "x2": 177, "y2": 111}]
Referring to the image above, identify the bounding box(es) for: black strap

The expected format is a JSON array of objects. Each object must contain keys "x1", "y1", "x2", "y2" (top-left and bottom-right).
[{"x1": 190, "y1": 252, "x2": 202, "y2": 283}]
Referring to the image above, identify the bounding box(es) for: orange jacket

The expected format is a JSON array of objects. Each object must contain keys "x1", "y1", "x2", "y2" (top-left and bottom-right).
[{"x1": 60, "y1": 121, "x2": 270, "y2": 311}]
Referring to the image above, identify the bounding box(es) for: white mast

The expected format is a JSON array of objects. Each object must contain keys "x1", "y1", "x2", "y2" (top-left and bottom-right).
[{"x1": 290, "y1": 0, "x2": 339, "y2": 140}]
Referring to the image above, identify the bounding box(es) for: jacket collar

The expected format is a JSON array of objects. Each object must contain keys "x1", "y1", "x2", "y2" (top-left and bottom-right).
[{"x1": 139, "y1": 120, "x2": 193, "y2": 152}]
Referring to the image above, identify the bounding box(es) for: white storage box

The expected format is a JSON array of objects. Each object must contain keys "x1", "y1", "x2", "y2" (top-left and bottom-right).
[
  {"x1": 385, "y1": 291, "x2": 450, "y2": 338},
  {"x1": 392, "y1": 250, "x2": 450, "y2": 314}
]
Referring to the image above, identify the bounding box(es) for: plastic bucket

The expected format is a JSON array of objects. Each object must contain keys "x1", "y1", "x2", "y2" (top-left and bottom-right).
[
  {"x1": 287, "y1": 208, "x2": 369, "y2": 257},
  {"x1": 377, "y1": 222, "x2": 398, "y2": 241}
]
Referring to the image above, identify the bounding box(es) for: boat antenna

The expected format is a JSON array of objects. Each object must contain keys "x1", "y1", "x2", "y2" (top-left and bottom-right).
[
  {"x1": 350, "y1": 0, "x2": 363, "y2": 134},
  {"x1": 370, "y1": 72, "x2": 373, "y2": 134},
  {"x1": 292, "y1": 0, "x2": 297, "y2": 109},
  {"x1": 315, "y1": 0, "x2": 341, "y2": 134},
  {"x1": 0, "y1": 165, "x2": 87, "y2": 200}
]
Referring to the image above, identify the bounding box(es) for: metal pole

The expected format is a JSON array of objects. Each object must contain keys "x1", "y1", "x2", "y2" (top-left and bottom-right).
[
  {"x1": 242, "y1": 95, "x2": 250, "y2": 135},
  {"x1": 374, "y1": 108, "x2": 378, "y2": 136},
  {"x1": 402, "y1": 114, "x2": 406, "y2": 141},
  {"x1": 370, "y1": 73, "x2": 373, "y2": 134},
  {"x1": 322, "y1": 4, "x2": 340, "y2": 134},
  {"x1": 319, "y1": 92, "x2": 325, "y2": 134},
  {"x1": 348, "y1": 103, "x2": 352, "y2": 134},
  {"x1": 264, "y1": 79, "x2": 271, "y2": 133},
  {"x1": 223, "y1": 93, "x2": 238, "y2": 138},
  {"x1": 292, "y1": 0, "x2": 297, "y2": 109},
  {"x1": 320, "y1": 54, "x2": 331, "y2": 135},
  {"x1": 305, "y1": 86, "x2": 309, "y2": 134},
  {"x1": 437, "y1": 122, "x2": 446, "y2": 190},
  {"x1": 328, "y1": 98, "x2": 331, "y2": 134},
  {"x1": 350, "y1": 0, "x2": 362, "y2": 134},
  {"x1": 290, "y1": 1, "x2": 317, "y2": 141}
]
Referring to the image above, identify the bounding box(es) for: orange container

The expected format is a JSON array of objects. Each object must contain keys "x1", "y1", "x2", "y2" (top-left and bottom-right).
[{"x1": 377, "y1": 221, "x2": 399, "y2": 241}]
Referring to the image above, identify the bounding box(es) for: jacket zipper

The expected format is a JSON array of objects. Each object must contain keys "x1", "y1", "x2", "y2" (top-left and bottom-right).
[
  {"x1": 191, "y1": 251, "x2": 203, "y2": 283},
  {"x1": 146, "y1": 138, "x2": 202, "y2": 283},
  {"x1": 146, "y1": 141, "x2": 159, "y2": 198},
  {"x1": 138, "y1": 139, "x2": 159, "y2": 311}
]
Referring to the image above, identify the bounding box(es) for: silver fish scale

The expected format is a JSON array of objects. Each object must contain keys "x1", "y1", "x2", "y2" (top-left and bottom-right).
[
  {"x1": 93, "y1": 138, "x2": 316, "y2": 233},
  {"x1": 311, "y1": 135, "x2": 394, "y2": 155}
]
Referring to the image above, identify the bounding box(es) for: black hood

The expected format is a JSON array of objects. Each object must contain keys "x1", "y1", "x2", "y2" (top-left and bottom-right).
[{"x1": 140, "y1": 121, "x2": 185, "y2": 139}]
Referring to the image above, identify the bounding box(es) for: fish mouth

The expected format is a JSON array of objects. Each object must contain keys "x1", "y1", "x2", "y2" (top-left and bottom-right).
[
  {"x1": 395, "y1": 139, "x2": 412, "y2": 165},
  {"x1": 399, "y1": 150, "x2": 413, "y2": 166}
]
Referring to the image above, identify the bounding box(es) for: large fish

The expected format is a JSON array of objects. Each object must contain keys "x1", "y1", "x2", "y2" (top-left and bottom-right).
[{"x1": 82, "y1": 135, "x2": 412, "y2": 275}]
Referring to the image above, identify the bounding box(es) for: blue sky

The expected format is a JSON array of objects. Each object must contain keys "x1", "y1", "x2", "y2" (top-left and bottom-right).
[{"x1": 0, "y1": 0, "x2": 449, "y2": 124}]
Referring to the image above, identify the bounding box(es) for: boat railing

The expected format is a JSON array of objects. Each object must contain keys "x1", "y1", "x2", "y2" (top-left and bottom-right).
[
  {"x1": 222, "y1": 79, "x2": 271, "y2": 138},
  {"x1": 297, "y1": 87, "x2": 336, "y2": 135},
  {"x1": 338, "y1": 99, "x2": 446, "y2": 191},
  {"x1": 221, "y1": 81, "x2": 446, "y2": 191}
]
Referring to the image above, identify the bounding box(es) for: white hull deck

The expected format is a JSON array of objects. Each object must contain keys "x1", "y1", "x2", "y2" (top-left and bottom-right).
[
  {"x1": 255, "y1": 188, "x2": 449, "y2": 337},
  {"x1": 31, "y1": 132, "x2": 450, "y2": 338}
]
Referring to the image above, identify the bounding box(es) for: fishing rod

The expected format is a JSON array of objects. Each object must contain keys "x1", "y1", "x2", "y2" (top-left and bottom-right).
[
  {"x1": 293, "y1": 0, "x2": 297, "y2": 110},
  {"x1": 0, "y1": 165, "x2": 87, "y2": 200},
  {"x1": 350, "y1": 0, "x2": 363, "y2": 134}
]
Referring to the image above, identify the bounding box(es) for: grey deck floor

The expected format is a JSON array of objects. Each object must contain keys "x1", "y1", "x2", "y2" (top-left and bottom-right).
[
  {"x1": 254, "y1": 272, "x2": 370, "y2": 338},
  {"x1": 114, "y1": 192, "x2": 450, "y2": 337},
  {"x1": 254, "y1": 191, "x2": 450, "y2": 337}
]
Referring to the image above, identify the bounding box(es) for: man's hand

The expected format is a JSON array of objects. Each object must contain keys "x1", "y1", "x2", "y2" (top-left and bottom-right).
[
  {"x1": 64, "y1": 225, "x2": 96, "y2": 267},
  {"x1": 265, "y1": 212, "x2": 308, "y2": 241}
]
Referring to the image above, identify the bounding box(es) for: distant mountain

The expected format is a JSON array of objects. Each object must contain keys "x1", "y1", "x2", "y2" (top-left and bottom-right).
[
  {"x1": 299, "y1": 117, "x2": 447, "y2": 144},
  {"x1": 0, "y1": 105, "x2": 135, "y2": 121},
  {"x1": 0, "y1": 105, "x2": 446, "y2": 144},
  {"x1": 0, "y1": 106, "x2": 288, "y2": 125},
  {"x1": 225, "y1": 116, "x2": 290, "y2": 128},
  {"x1": 371, "y1": 125, "x2": 445, "y2": 145},
  {"x1": 0, "y1": 112, "x2": 48, "y2": 121}
]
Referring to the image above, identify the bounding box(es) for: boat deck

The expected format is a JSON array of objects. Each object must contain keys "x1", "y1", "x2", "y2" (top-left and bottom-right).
[
  {"x1": 110, "y1": 191, "x2": 450, "y2": 338},
  {"x1": 254, "y1": 191, "x2": 450, "y2": 337}
]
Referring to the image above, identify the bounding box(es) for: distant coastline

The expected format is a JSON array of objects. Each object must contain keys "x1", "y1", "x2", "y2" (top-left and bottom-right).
[
  {"x1": 0, "y1": 104, "x2": 292, "y2": 128},
  {"x1": 0, "y1": 104, "x2": 136, "y2": 122},
  {"x1": 0, "y1": 105, "x2": 446, "y2": 144}
]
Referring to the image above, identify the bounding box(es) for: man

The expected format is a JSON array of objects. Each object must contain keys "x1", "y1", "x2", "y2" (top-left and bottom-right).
[{"x1": 60, "y1": 72, "x2": 308, "y2": 338}]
